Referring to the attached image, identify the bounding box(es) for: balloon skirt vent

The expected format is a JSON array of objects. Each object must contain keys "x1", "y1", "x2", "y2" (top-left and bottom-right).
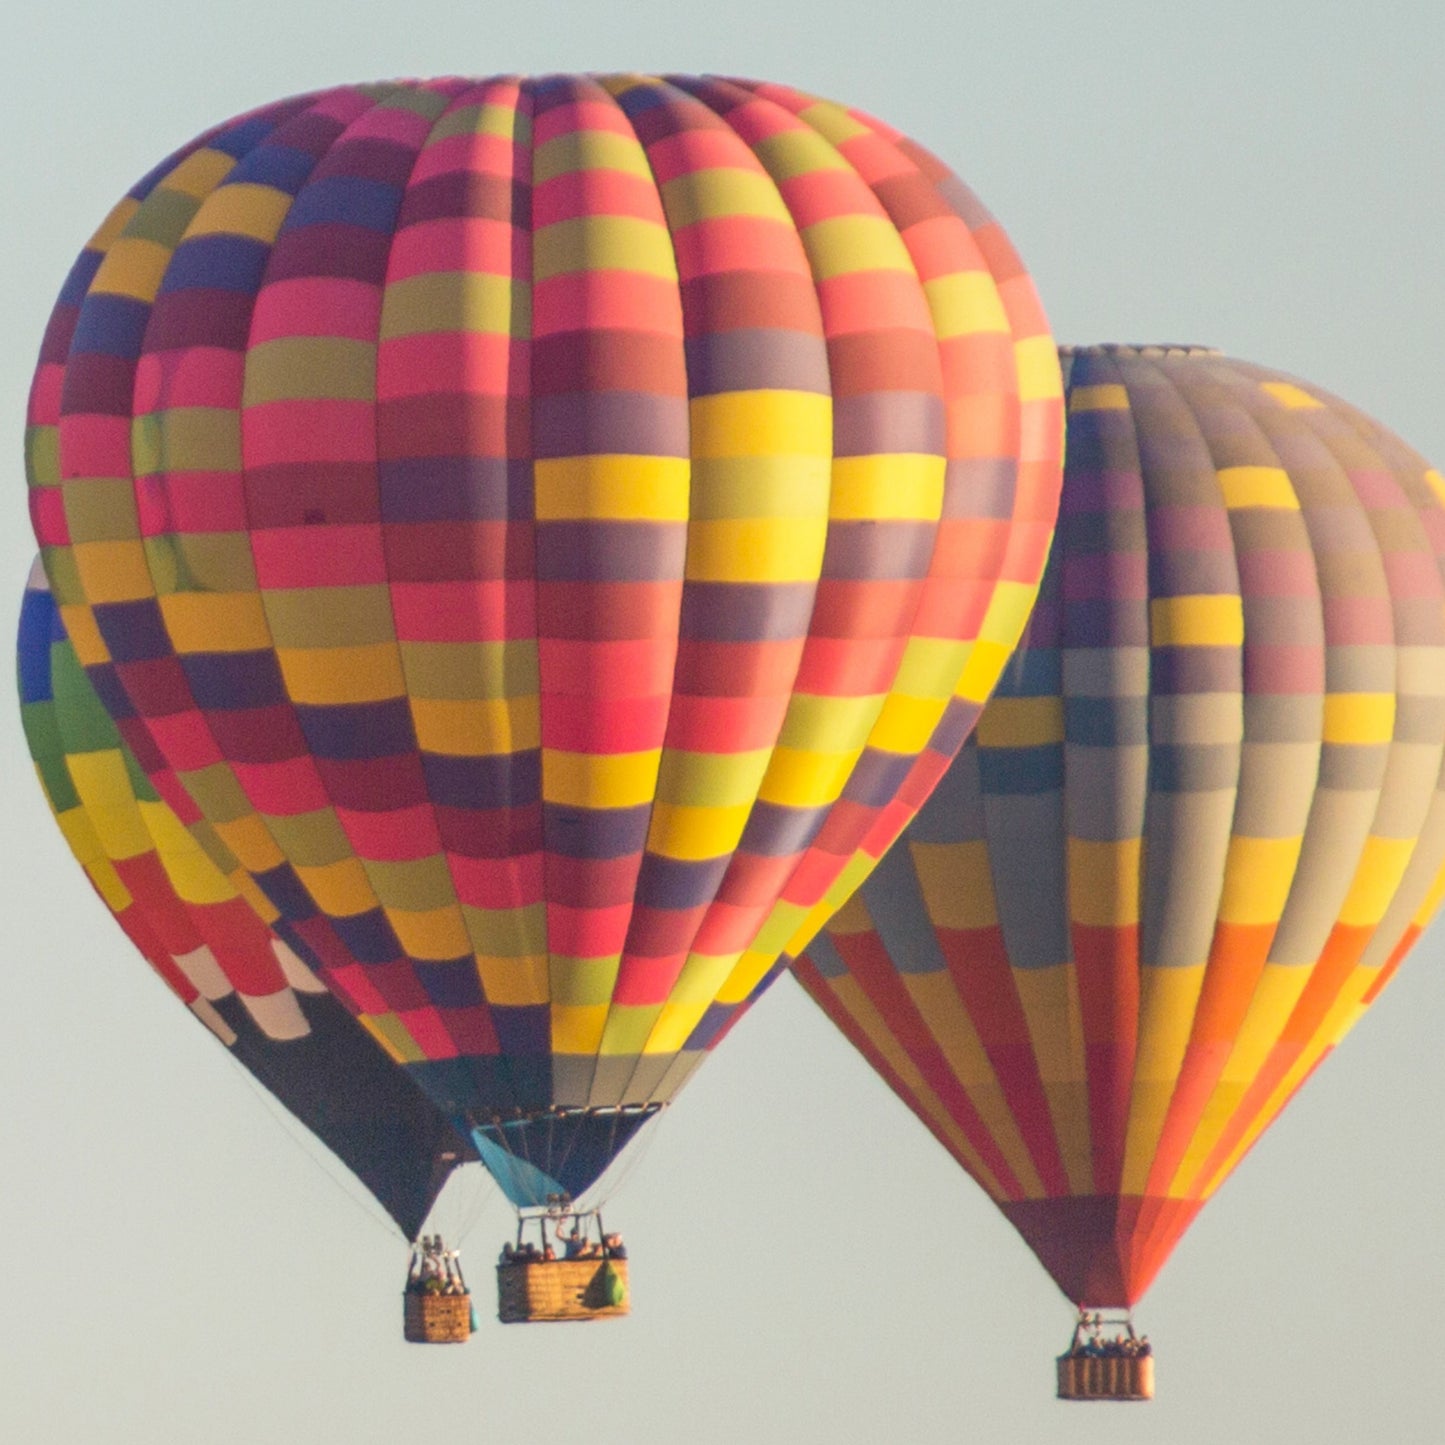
[
  {"x1": 404, "y1": 1293, "x2": 472, "y2": 1344},
  {"x1": 1056, "y1": 1354, "x2": 1153, "y2": 1401},
  {"x1": 497, "y1": 1260, "x2": 630, "y2": 1323}
]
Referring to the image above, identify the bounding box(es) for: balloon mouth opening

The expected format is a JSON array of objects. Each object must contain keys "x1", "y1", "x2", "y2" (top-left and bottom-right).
[{"x1": 1059, "y1": 343, "x2": 1223, "y2": 357}]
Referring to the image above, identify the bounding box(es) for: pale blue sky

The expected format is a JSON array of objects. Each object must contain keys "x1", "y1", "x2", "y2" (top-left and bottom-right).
[{"x1": 2, "y1": 3, "x2": 1442, "y2": 1442}]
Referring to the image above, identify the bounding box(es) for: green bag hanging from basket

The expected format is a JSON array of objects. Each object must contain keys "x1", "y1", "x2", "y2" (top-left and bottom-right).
[{"x1": 599, "y1": 1262, "x2": 627, "y2": 1309}]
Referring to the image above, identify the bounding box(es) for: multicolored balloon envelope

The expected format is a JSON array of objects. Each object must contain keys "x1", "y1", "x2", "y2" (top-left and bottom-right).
[
  {"x1": 19, "y1": 563, "x2": 474, "y2": 1239},
  {"x1": 795, "y1": 345, "x2": 1445, "y2": 1306},
  {"x1": 24, "y1": 74, "x2": 1062, "y2": 1207}
]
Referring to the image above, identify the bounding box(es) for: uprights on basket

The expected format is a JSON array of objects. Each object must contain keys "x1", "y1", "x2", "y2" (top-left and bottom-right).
[
  {"x1": 402, "y1": 1235, "x2": 474, "y2": 1344},
  {"x1": 495, "y1": 1199, "x2": 631, "y2": 1323},
  {"x1": 1056, "y1": 1307, "x2": 1154, "y2": 1401}
]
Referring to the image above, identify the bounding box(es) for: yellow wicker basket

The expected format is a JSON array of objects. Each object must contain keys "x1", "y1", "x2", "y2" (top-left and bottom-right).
[
  {"x1": 496, "y1": 1259, "x2": 630, "y2": 1323},
  {"x1": 404, "y1": 1292, "x2": 472, "y2": 1344},
  {"x1": 1056, "y1": 1352, "x2": 1154, "y2": 1401}
]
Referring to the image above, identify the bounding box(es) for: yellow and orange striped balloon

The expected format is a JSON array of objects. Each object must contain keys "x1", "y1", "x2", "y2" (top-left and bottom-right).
[{"x1": 796, "y1": 346, "x2": 1445, "y2": 1305}]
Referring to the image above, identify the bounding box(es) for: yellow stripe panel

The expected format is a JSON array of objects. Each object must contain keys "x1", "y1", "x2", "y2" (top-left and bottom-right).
[
  {"x1": 55, "y1": 803, "x2": 107, "y2": 870},
  {"x1": 777, "y1": 692, "x2": 882, "y2": 753},
  {"x1": 645, "y1": 802, "x2": 754, "y2": 861},
  {"x1": 1015, "y1": 336, "x2": 1063, "y2": 403},
  {"x1": 386, "y1": 906, "x2": 472, "y2": 961},
  {"x1": 974, "y1": 695, "x2": 1064, "y2": 749},
  {"x1": 800, "y1": 215, "x2": 915, "y2": 279},
  {"x1": 159, "y1": 593, "x2": 272, "y2": 654},
  {"x1": 890, "y1": 636, "x2": 971, "y2": 702},
  {"x1": 1322, "y1": 693, "x2": 1395, "y2": 745},
  {"x1": 658, "y1": 166, "x2": 794, "y2": 227},
  {"x1": 970, "y1": 576, "x2": 1044, "y2": 651},
  {"x1": 1151, "y1": 594, "x2": 1245, "y2": 648},
  {"x1": 243, "y1": 337, "x2": 376, "y2": 404},
  {"x1": 642, "y1": 1001, "x2": 711, "y2": 1055},
  {"x1": 1218, "y1": 465, "x2": 1299, "y2": 510},
  {"x1": 478, "y1": 954, "x2": 551, "y2": 1008},
  {"x1": 755, "y1": 746, "x2": 860, "y2": 808},
  {"x1": 72, "y1": 541, "x2": 155, "y2": 605},
  {"x1": 653, "y1": 748, "x2": 773, "y2": 808},
  {"x1": 663, "y1": 952, "x2": 737, "y2": 1007},
  {"x1": 1069, "y1": 837, "x2": 1142, "y2": 927},
  {"x1": 551, "y1": 1003, "x2": 609, "y2": 1055},
  {"x1": 1338, "y1": 835, "x2": 1417, "y2": 925},
  {"x1": 1216, "y1": 835, "x2": 1304, "y2": 924},
  {"x1": 535, "y1": 455, "x2": 690, "y2": 520},
  {"x1": 923, "y1": 271, "x2": 1010, "y2": 339},
  {"x1": 410, "y1": 696, "x2": 540, "y2": 756},
  {"x1": 379, "y1": 271, "x2": 526, "y2": 339},
  {"x1": 543, "y1": 748, "x2": 661, "y2": 809},
  {"x1": 295, "y1": 858, "x2": 378, "y2": 916},
  {"x1": 753, "y1": 128, "x2": 851, "y2": 183},
  {"x1": 689, "y1": 390, "x2": 832, "y2": 459},
  {"x1": 687, "y1": 516, "x2": 831, "y2": 582},
  {"x1": 793, "y1": 99, "x2": 870, "y2": 146},
  {"x1": 912, "y1": 840, "x2": 998, "y2": 930},
  {"x1": 1120, "y1": 965, "x2": 1207, "y2": 1194},
  {"x1": 464, "y1": 902, "x2": 547, "y2": 961},
  {"x1": 91, "y1": 238, "x2": 174, "y2": 301},
  {"x1": 88, "y1": 857, "x2": 134, "y2": 914},
  {"x1": 1425, "y1": 469, "x2": 1445, "y2": 507},
  {"x1": 534, "y1": 216, "x2": 678, "y2": 281},
  {"x1": 187, "y1": 183, "x2": 291, "y2": 242},
  {"x1": 133, "y1": 408, "x2": 242, "y2": 474},
  {"x1": 163, "y1": 147, "x2": 237, "y2": 198},
  {"x1": 1068, "y1": 384, "x2": 1129, "y2": 412},
  {"x1": 549, "y1": 957, "x2": 616, "y2": 1007},
  {"x1": 275, "y1": 645, "x2": 406, "y2": 705},
  {"x1": 533, "y1": 127, "x2": 654, "y2": 184},
  {"x1": 866, "y1": 692, "x2": 949, "y2": 755},
  {"x1": 1260, "y1": 381, "x2": 1323, "y2": 410},
  {"x1": 828, "y1": 453, "x2": 945, "y2": 520},
  {"x1": 399, "y1": 640, "x2": 538, "y2": 701}
]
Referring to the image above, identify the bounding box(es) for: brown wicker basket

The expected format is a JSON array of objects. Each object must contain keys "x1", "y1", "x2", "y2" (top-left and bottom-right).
[
  {"x1": 1056, "y1": 1352, "x2": 1154, "y2": 1401},
  {"x1": 496, "y1": 1259, "x2": 630, "y2": 1323},
  {"x1": 404, "y1": 1292, "x2": 473, "y2": 1344}
]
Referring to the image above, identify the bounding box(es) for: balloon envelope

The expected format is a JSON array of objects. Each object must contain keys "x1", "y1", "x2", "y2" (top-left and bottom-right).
[
  {"x1": 26, "y1": 74, "x2": 1062, "y2": 1206},
  {"x1": 796, "y1": 345, "x2": 1445, "y2": 1305},
  {"x1": 19, "y1": 563, "x2": 474, "y2": 1239}
]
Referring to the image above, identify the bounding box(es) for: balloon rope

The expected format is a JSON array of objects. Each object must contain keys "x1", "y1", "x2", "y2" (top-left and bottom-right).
[{"x1": 215, "y1": 1048, "x2": 399, "y2": 1243}]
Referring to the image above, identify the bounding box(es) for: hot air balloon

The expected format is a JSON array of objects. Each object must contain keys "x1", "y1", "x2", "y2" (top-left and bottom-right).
[
  {"x1": 794, "y1": 344, "x2": 1445, "y2": 1397},
  {"x1": 18, "y1": 560, "x2": 478, "y2": 1246},
  {"x1": 24, "y1": 73, "x2": 1063, "y2": 1297}
]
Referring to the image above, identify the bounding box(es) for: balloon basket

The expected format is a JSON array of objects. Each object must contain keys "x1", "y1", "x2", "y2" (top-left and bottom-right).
[
  {"x1": 1056, "y1": 1308, "x2": 1153, "y2": 1400},
  {"x1": 1056, "y1": 1351, "x2": 1153, "y2": 1401},
  {"x1": 403, "y1": 1293, "x2": 473, "y2": 1344},
  {"x1": 497, "y1": 1259, "x2": 630, "y2": 1323}
]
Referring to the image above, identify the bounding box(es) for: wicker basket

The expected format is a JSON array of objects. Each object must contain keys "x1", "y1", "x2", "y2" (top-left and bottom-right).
[
  {"x1": 404, "y1": 1291, "x2": 473, "y2": 1344},
  {"x1": 496, "y1": 1259, "x2": 630, "y2": 1323},
  {"x1": 1056, "y1": 1352, "x2": 1154, "y2": 1401}
]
